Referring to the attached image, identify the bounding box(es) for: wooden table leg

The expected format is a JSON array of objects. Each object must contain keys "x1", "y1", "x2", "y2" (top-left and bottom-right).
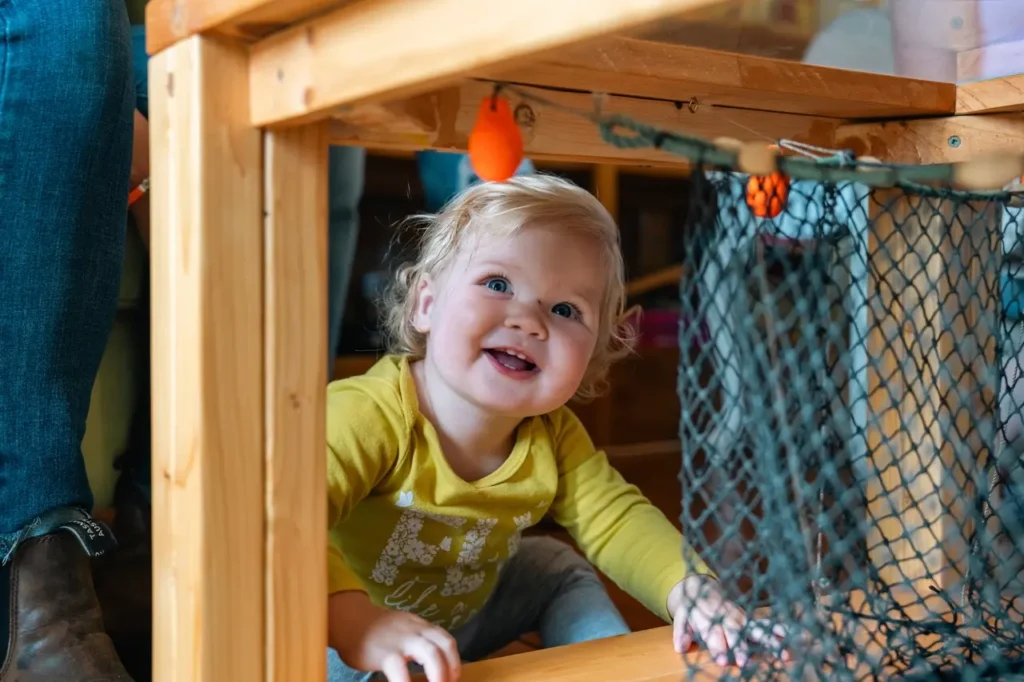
[
  {"x1": 149, "y1": 35, "x2": 266, "y2": 682},
  {"x1": 264, "y1": 123, "x2": 330, "y2": 680}
]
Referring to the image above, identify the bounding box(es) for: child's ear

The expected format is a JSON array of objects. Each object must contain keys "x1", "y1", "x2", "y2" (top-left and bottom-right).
[{"x1": 412, "y1": 275, "x2": 435, "y2": 334}]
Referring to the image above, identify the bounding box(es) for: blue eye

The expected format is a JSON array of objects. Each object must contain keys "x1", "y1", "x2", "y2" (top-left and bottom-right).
[
  {"x1": 552, "y1": 302, "x2": 578, "y2": 319},
  {"x1": 484, "y1": 277, "x2": 511, "y2": 294}
]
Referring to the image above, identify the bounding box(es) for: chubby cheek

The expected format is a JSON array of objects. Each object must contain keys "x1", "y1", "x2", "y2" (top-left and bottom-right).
[
  {"x1": 551, "y1": 326, "x2": 597, "y2": 386},
  {"x1": 435, "y1": 291, "x2": 501, "y2": 354}
]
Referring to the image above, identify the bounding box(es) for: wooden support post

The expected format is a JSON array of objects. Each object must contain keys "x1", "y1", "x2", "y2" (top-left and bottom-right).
[
  {"x1": 836, "y1": 118, "x2": 1014, "y2": 597},
  {"x1": 264, "y1": 123, "x2": 330, "y2": 681},
  {"x1": 149, "y1": 36, "x2": 266, "y2": 682},
  {"x1": 593, "y1": 164, "x2": 619, "y2": 220},
  {"x1": 859, "y1": 189, "x2": 1000, "y2": 596}
]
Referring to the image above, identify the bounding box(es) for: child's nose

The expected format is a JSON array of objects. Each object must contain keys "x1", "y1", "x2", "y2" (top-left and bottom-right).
[{"x1": 505, "y1": 303, "x2": 547, "y2": 339}]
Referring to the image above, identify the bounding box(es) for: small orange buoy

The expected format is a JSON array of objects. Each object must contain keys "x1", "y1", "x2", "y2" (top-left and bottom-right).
[
  {"x1": 468, "y1": 96, "x2": 523, "y2": 182},
  {"x1": 746, "y1": 172, "x2": 790, "y2": 219}
]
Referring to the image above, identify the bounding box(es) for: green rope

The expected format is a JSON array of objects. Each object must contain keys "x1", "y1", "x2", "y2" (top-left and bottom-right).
[
  {"x1": 495, "y1": 81, "x2": 1022, "y2": 200},
  {"x1": 596, "y1": 115, "x2": 1012, "y2": 200}
]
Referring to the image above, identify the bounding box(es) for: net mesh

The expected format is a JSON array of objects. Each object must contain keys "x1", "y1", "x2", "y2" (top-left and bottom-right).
[{"x1": 674, "y1": 162, "x2": 1024, "y2": 681}]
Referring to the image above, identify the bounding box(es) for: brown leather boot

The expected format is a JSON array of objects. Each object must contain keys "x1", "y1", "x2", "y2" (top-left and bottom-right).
[{"x1": 1, "y1": 530, "x2": 133, "y2": 681}]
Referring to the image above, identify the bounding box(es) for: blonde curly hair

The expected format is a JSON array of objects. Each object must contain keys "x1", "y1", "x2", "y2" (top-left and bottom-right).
[{"x1": 379, "y1": 173, "x2": 636, "y2": 401}]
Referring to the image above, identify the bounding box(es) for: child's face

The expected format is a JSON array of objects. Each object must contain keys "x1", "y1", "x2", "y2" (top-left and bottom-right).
[{"x1": 413, "y1": 225, "x2": 605, "y2": 418}]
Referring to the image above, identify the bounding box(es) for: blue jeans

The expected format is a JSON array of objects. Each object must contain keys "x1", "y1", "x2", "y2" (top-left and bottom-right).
[
  {"x1": 0, "y1": 0, "x2": 134, "y2": 556},
  {"x1": 326, "y1": 537, "x2": 630, "y2": 681}
]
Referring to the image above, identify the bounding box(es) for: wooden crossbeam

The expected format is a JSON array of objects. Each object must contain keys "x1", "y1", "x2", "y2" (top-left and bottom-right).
[
  {"x1": 328, "y1": 81, "x2": 838, "y2": 167},
  {"x1": 956, "y1": 73, "x2": 1024, "y2": 114},
  {"x1": 246, "y1": 0, "x2": 734, "y2": 127},
  {"x1": 837, "y1": 113, "x2": 1024, "y2": 166},
  {"x1": 145, "y1": 0, "x2": 352, "y2": 55},
  {"x1": 473, "y1": 37, "x2": 957, "y2": 119}
]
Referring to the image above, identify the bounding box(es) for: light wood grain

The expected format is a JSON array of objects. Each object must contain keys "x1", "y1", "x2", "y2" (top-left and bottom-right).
[
  {"x1": 411, "y1": 626, "x2": 724, "y2": 682},
  {"x1": 247, "y1": 0, "x2": 735, "y2": 127},
  {"x1": 264, "y1": 123, "x2": 329, "y2": 682},
  {"x1": 956, "y1": 73, "x2": 1024, "y2": 113},
  {"x1": 148, "y1": 35, "x2": 266, "y2": 682},
  {"x1": 862, "y1": 187, "x2": 1000, "y2": 595},
  {"x1": 145, "y1": 0, "x2": 353, "y2": 55},
  {"x1": 627, "y1": 264, "x2": 685, "y2": 297},
  {"x1": 329, "y1": 82, "x2": 837, "y2": 167},
  {"x1": 475, "y1": 37, "x2": 957, "y2": 119},
  {"x1": 836, "y1": 114, "x2": 1024, "y2": 165}
]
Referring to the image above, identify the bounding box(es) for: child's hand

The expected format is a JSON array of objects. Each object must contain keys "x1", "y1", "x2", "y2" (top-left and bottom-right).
[
  {"x1": 329, "y1": 591, "x2": 461, "y2": 682},
  {"x1": 667, "y1": 575, "x2": 787, "y2": 667}
]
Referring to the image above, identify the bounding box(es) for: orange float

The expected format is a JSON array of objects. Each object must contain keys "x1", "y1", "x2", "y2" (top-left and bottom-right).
[
  {"x1": 745, "y1": 171, "x2": 790, "y2": 219},
  {"x1": 468, "y1": 95, "x2": 524, "y2": 182}
]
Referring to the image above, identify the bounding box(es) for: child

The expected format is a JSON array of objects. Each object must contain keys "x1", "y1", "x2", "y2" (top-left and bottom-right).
[{"x1": 325, "y1": 174, "x2": 782, "y2": 681}]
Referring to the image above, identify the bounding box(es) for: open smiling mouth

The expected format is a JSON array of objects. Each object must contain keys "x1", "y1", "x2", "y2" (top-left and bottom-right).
[{"x1": 485, "y1": 348, "x2": 538, "y2": 373}]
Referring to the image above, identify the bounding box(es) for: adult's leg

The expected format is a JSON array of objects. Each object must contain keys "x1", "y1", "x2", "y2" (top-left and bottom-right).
[
  {"x1": 88, "y1": 23, "x2": 153, "y2": 681},
  {"x1": 454, "y1": 536, "x2": 630, "y2": 661},
  {"x1": 0, "y1": 0, "x2": 134, "y2": 678},
  {"x1": 327, "y1": 144, "x2": 366, "y2": 366}
]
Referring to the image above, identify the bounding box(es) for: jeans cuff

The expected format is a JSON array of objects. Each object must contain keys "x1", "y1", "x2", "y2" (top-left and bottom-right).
[{"x1": 0, "y1": 506, "x2": 94, "y2": 565}]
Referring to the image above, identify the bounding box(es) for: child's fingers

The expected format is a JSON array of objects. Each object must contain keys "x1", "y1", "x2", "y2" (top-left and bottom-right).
[
  {"x1": 745, "y1": 619, "x2": 790, "y2": 661},
  {"x1": 380, "y1": 653, "x2": 412, "y2": 682},
  {"x1": 746, "y1": 619, "x2": 782, "y2": 646},
  {"x1": 673, "y1": 618, "x2": 692, "y2": 654},
  {"x1": 706, "y1": 626, "x2": 731, "y2": 667},
  {"x1": 722, "y1": 624, "x2": 749, "y2": 667},
  {"x1": 404, "y1": 637, "x2": 451, "y2": 682},
  {"x1": 422, "y1": 628, "x2": 462, "y2": 679}
]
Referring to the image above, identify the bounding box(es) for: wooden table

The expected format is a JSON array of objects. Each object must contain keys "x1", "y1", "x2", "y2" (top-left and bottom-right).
[{"x1": 143, "y1": 2, "x2": 1024, "y2": 681}]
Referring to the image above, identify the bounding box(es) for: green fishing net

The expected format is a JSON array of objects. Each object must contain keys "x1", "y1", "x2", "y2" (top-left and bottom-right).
[{"x1": 662, "y1": 139, "x2": 1024, "y2": 681}]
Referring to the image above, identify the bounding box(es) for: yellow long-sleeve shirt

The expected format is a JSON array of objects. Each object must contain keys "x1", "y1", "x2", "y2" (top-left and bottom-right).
[{"x1": 327, "y1": 355, "x2": 710, "y2": 630}]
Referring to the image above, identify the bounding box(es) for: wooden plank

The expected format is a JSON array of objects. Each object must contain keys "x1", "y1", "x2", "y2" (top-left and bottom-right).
[
  {"x1": 145, "y1": 0, "x2": 352, "y2": 55},
  {"x1": 475, "y1": 37, "x2": 957, "y2": 119},
  {"x1": 956, "y1": 73, "x2": 1024, "y2": 113},
  {"x1": 411, "y1": 626, "x2": 723, "y2": 681},
  {"x1": 627, "y1": 264, "x2": 685, "y2": 297},
  {"x1": 148, "y1": 35, "x2": 265, "y2": 682},
  {"x1": 861, "y1": 186, "x2": 1000, "y2": 597},
  {"x1": 836, "y1": 114, "x2": 1024, "y2": 165},
  {"x1": 328, "y1": 82, "x2": 838, "y2": 167},
  {"x1": 247, "y1": 0, "x2": 736, "y2": 127},
  {"x1": 263, "y1": 123, "x2": 329, "y2": 682}
]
